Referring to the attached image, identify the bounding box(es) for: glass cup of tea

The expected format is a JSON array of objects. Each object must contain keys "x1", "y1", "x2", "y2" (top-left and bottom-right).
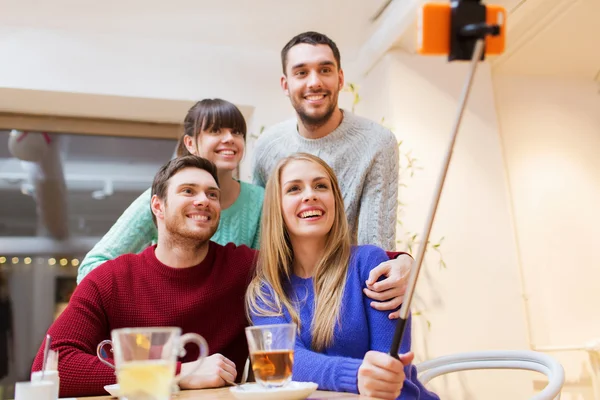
[
  {"x1": 96, "y1": 327, "x2": 208, "y2": 400},
  {"x1": 245, "y1": 323, "x2": 296, "y2": 388}
]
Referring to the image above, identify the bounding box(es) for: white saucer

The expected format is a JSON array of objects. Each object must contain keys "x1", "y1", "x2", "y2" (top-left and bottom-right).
[
  {"x1": 103, "y1": 383, "x2": 120, "y2": 397},
  {"x1": 230, "y1": 381, "x2": 318, "y2": 400}
]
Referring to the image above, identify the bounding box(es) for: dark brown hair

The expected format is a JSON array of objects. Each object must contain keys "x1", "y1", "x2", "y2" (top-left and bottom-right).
[
  {"x1": 150, "y1": 155, "x2": 219, "y2": 225},
  {"x1": 175, "y1": 98, "x2": 247, "y2": 157},
  {"x1": 281, "y1": 31, "x2": 341, "y2": 75}
]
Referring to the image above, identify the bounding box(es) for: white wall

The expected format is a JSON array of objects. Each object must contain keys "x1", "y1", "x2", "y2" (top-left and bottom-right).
[
  {"x1": 0, "y1": 25, "x2": 298, "y2": 181},
  {"x1": 494, "y1": 74, "x2": 600, "y2": 399},
  {"x1": 355, "y1": 50, "x2": 532, "y2": 399},
  {"x1": 0, "y1": 27, "x2": 283, "y2": 116}
]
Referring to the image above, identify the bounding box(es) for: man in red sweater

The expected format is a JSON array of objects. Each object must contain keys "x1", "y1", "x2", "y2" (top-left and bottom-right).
[
  {"x1": 32, "y1": 156, "x2": 254, "y2": 397},
  {"x1": 31, "y1": 155, "x2": 412, "y2": 398}
]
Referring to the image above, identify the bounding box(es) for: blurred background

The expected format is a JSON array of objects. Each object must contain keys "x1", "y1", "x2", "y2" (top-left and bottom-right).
[{"x1": 1, "y1": 0, "x2": 599, "y2": 398}]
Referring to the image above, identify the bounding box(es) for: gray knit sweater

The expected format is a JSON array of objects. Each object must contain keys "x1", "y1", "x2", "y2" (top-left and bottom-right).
[{"x1": 252, "y1": 110, "x2": 399, "y2": 250}]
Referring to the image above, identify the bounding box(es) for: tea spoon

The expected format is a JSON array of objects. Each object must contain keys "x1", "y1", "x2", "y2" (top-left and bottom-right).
[
  {"x1": 226, "y1": 358, "x2": 251, "y2": 389},
  {"x1": 226, "y1": 380, "x2": 246, "y2": 390}
]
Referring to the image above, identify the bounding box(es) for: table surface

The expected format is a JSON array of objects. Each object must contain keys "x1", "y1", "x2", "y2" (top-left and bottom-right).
[{"x1": 68, "y1": 387, "x2": 375, "y2": 399}]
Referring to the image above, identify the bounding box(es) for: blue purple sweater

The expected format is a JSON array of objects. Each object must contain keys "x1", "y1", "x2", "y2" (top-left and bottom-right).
[{"x1": 250, "y1": 245, "x2": 439, "y2": 399}]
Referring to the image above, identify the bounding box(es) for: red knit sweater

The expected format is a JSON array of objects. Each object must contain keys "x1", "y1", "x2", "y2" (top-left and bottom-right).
[{"x1": 31, "y1": 242, "x2": 256, "y2": 398}]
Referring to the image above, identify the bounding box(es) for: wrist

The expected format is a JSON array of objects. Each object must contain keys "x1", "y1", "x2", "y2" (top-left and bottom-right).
[
  {"x1": 385, "y1": 251, "x2": 413, "y2": 260},
  {"x1": 178, "y1": 361, "x2": 202, "y2": 389}
]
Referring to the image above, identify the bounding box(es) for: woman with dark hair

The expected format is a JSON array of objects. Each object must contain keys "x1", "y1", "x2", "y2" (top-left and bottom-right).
[{"x1": 77, "y1": 99, "x2": 264, "y2": 283}]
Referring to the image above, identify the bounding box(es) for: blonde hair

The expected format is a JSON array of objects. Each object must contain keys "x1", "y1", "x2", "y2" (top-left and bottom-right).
[{"x1": 246, "y1": 153, "x2": 351, "y2": 351}]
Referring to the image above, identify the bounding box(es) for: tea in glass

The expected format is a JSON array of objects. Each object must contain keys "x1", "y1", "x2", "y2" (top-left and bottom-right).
[
  {"x1": 245, "y1": 324, "x2": 296, "y2": 388},
  {"x1": 250, "y1": 349, "x2": 294, "y2": 386}
]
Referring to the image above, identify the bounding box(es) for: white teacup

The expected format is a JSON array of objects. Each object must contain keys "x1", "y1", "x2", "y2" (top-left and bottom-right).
[
  {"x1": 14, "y1": 381, "x2": 55, "y2": 400},
  {"x1": 30, "y1": 370, "x2": 59, "y2": 400}
]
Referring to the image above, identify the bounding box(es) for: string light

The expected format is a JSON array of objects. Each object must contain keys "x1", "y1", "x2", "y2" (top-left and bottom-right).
[{"x1": 0, "y1": 256, "x2": 81, "y2": 267}]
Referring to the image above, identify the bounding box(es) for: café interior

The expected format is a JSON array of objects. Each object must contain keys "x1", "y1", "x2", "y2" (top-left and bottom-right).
[{"x1": 0, "y1": 0, "x2": 599, "y2": 399}]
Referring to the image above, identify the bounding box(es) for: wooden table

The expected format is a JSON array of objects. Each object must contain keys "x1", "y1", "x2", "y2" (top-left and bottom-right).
[{"x1": 69, "y1": 387, "x2": 373, "y2": 399}]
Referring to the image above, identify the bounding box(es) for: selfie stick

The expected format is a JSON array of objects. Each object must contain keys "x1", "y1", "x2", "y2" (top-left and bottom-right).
[{"x1": 389, "y1": 0, "x2": 502, "y2": 359}]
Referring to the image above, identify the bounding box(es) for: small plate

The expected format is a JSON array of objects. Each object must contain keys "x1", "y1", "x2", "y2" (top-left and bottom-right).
[
  {"x1": 103, "y1": 383, "x2": 120, "y2": 397},
  {"x1": 230, "y1": 381, "x2": 318, "y2": 400}
]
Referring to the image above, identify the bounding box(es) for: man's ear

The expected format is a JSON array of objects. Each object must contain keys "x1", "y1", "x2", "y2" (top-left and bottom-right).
[
  {"x1": 150, "y1": 194, "x2": 164, "y2": 221},
  {"x1": 338, "y1": 68, "x2": 345, "y2": 91},
  {"x1": 280, "y1": 74, "x2": 290, "y2": 97}
]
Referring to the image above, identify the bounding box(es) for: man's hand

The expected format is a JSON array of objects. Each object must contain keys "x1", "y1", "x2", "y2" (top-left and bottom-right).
[
  {"x1": 358, "y1": 351, "x2": 414, "y2": 400},
  {"x1": 178, "y1": 353, "x2": 237, "y2": 389},
  {"x1": 363, "y1": 254, "x2": 412, "y2": 319}
]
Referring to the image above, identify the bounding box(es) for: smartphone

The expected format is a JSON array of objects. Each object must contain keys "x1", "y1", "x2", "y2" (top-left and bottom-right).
[{"x1": 417, "y1": 2, "x2": 506, "y2": 56}]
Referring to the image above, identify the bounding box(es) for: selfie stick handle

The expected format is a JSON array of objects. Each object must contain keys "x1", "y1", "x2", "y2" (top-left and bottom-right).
[{"x1": 389, "y1": 38, "x2": 485, "y2": 358}]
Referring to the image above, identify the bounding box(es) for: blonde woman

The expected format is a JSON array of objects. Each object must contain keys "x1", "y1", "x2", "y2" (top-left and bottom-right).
[{"x1": 246, "y1": 153, "x2": 438, "y2": 400}]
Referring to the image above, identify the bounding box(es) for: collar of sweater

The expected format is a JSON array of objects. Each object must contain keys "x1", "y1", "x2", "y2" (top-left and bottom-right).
[
  {"x1": 292, "y1": 109, "x2": 356, "y2": 144},
  {"x1": 142, "y1": 243, "x2": 216, "y2": 280}
]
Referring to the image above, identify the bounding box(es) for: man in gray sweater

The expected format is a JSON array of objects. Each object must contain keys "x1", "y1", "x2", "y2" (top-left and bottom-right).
[{"x1": 252, "y1": 31, "x2": 399, "y2": 250}]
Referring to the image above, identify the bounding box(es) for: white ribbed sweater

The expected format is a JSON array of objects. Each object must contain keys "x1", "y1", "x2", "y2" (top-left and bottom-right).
[{"x1": 252, "y1": 110, "x2": 399, "y2": 250}]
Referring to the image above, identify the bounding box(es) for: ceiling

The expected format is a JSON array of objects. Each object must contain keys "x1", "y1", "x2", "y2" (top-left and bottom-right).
[
  {"x1": 491, "y1": 0, "x2": 600, "y2": 79},
  {"x1": 1, "y1": 0, "x2": 390, "y2": 60},
  {"x1": 4, "y1": 0, "x2": 593, "y2": 80},
  {"x1": 393, "y1": 0, "x2": 600, "y2": 80}
]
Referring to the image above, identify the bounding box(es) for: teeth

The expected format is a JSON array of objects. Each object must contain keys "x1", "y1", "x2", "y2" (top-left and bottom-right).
[
  {"x1": 219, "y1": 150, "x2": 235, "y2": 155},
  {"x1": 306, "y1": 95, "x2": 324, "y2": 101},
  {"x1": 300, "y1": 210, "x2": 323, "y2": 219},
  {"x1": 189, "y1": 215, "x2": 209, "y2": 221}
]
